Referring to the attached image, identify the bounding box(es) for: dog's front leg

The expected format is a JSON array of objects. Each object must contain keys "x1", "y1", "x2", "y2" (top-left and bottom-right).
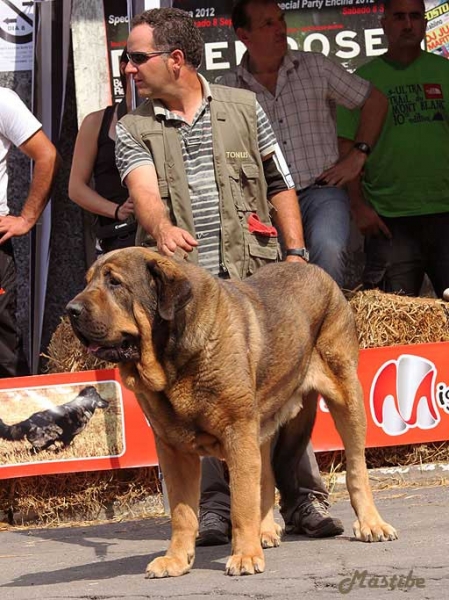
[
  {"x1": 224, "y1": 424, "x2": 265, "y2": 576},
  {"x1": 145, "y1": 437, "x2": 200, "y2": 578}
]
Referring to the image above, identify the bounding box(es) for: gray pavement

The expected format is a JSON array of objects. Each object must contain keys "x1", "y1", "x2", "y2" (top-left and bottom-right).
[{"x1": 0, "y1": 483, "x2": 448, "y2": 600}]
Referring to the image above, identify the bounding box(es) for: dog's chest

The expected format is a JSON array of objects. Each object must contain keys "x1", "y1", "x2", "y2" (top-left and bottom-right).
[{"x1": 136, "y1": 388, "x2": 222, "y2": 456}]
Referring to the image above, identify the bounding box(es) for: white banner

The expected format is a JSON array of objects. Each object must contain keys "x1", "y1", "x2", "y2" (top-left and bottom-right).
[{"x1": 0, "y1": 0, "x2": 34, "y2": 72}]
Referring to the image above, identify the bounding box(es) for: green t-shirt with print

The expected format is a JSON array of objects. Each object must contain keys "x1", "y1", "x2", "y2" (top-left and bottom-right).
[{"x1": 337, "y1": 51, "x2": 449, "y2": 217}]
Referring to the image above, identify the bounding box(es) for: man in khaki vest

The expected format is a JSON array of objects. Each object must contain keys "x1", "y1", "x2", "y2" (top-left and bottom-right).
[{"x1": 116, "y1": 7, "x2": 343, "y2": 546}]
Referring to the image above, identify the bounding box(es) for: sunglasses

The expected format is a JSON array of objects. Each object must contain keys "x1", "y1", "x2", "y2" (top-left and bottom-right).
[{"x1": 126, "y1": 50, "x2": 170, "y2": 65}]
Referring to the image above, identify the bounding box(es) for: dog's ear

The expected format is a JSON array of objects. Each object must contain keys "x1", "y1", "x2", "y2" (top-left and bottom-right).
[{"x1": 147, "y1": 257, "x2": 193, "y2": 321}]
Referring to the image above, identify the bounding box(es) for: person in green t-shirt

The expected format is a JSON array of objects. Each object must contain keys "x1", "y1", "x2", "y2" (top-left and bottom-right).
[{"x1": 338, "y1": 0, "x2": 449, "y2": 298}]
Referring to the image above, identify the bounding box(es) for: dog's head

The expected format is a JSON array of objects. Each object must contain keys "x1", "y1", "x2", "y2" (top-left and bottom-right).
[
  {"x1": 78, "y1": 386, "x2": 110, "y2": 409},
  {"x1": 66, "y1": 248, "x2": 193, "y2": 365}
]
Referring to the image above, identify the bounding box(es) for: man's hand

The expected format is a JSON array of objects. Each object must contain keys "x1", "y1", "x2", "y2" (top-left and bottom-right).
[
  {"x1": 317, "y1": 148, "x2": 367, "y2": 187},
  {"x1": 116, "y1": 197, "x2": 135, "y2": 221},
  {"x1": 0, "y1": 214, "x2": 33, "y2": 243},
  {"x1": 155, "y1": 222, "x2": 198, "y2": 256},
  {"x1": 352, "y1": 203, "x2": 391, "y2": 238}
]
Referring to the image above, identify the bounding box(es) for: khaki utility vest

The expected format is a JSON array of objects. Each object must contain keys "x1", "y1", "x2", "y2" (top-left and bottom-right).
[{"x1": 120, "y1": 84, "x2": 280, "y2": 280}]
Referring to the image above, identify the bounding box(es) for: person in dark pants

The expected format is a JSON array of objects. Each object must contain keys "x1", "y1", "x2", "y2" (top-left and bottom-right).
[
  {"x1": 338, "y1": 0, "x2": 449, "y2": 298},
  {"x1": 195, "y1": 0, "x2": 388, "y2": 546},
  {"x1": 115, "y1": 6, "x2": 345, "y2": 548},
  {"x1": 0, "y1": 88, "x2": 59, "y2": 378}
]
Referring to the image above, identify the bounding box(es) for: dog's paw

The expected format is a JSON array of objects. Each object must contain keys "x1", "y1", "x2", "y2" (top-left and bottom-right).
[
  {"x1": 260, "y1": 522, "x2": 283, "y2": 548},
  {"x1": 353, "y1": 519, "x2": 398, "y2": 542},
  {"x1": 225, "y1": 552, "x2": 265, "y2": 576},
  {"x1": 145, "y1": 556, "x2": 192, "y2": 578}
]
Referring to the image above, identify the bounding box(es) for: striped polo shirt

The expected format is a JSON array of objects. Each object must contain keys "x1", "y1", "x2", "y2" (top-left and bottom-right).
[{"x1": 116, "y1": 75, "x2": 278, "y2": 275}]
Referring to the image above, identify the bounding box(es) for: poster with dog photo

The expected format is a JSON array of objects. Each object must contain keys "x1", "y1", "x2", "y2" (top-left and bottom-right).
[
  {"x1": 0, "y1": 379, "x2": 124, "y2": 469},
  {"x1": 0, "y1": 369, "x2": 159, "y2": 480}
]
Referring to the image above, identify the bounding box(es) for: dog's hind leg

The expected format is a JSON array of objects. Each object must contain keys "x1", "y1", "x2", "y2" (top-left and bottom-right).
[
  {"x1": 224, "y1": 421, "x2": 265, "y2": 576},
  {"x1": 260, "y1": 440, "x2": 282, "y2": 548},
  {"x1": 271, "y1": 394, "x2": 317, "y2": 527},
  {"x1": 145, "y1": 437, "x2": 200, "y2": 578},
  {"x1": 316, "y1": 358, "x2": 398, "y2": 542}
]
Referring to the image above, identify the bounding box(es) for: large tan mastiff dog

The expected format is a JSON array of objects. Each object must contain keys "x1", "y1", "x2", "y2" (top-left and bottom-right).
[{"x1": 67, "y1": 247, "x2": 397, "y2": 578}]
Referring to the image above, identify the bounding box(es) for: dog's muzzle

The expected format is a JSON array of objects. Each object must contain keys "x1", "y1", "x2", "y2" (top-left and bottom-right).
[{"x1": 66, "y1": 299, "x2": 141, "y2": 363}]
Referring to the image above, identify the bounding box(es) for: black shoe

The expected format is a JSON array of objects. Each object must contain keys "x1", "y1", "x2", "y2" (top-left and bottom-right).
[
  {"x1": 286, "y1": 494, "x2": 344, "y2": 538},
  {"x1": 196, "y1": 511, "x2": 231, "y2": 546}
]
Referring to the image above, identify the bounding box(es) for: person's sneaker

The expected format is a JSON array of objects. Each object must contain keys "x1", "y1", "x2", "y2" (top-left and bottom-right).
[
  {"x1": 196, "y1": 511, "x2": 231, "y2": 546},
  {"x1": 286, "y1": 493, "x2": 344, "y2": 538}
]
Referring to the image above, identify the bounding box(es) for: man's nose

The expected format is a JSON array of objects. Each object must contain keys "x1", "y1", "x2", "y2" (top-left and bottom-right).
[
  {"x1": 403, "y1": 15, "x2": 412, "y2": 28},
  {"x1": 125, "y1": 61, "x2": 137, "y2": 74}
]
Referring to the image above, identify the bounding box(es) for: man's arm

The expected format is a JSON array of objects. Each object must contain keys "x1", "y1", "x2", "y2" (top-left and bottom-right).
[
  {"x1": 270, "y1": 188, "x2": 307, "y2": 263},
  {"x1": 124, "y1": 163, "x2": 198, "y2": 255},
  {"x1": 0, "y1": 129, "x2": 60, "y2": 243},
  {"x1": 338, "y1": 136, "x2": 391, "y2": 238},
  {"x1": 261, "y1": 150, "x2": 307, "y2": 263},
  {"x1": 319, "y1": 87, "x2": 388, "y2": 186}
]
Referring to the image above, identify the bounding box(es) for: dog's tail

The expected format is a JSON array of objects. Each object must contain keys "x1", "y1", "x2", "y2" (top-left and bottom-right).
[{"x1": 0, "y1": 417, "x2": 27, "y2": 441}]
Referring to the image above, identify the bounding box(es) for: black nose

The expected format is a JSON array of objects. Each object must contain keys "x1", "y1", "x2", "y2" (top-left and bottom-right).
[{"x1": 66, "y1": 300, "x2": 84, "y2": 319}]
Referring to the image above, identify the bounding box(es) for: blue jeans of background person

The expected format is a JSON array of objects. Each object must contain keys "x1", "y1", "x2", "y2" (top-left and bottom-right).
[
  {"x1": 363, "y1": 213, "x2": 449, "y2": 298},
  {"x1": 298, "y1": 185, "x2": 351, "y2": 288}
]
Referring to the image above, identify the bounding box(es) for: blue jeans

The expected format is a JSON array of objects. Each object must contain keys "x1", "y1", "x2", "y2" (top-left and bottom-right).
[{"x1": 298, "y1": 185, "x2": 350, "y2": 288}]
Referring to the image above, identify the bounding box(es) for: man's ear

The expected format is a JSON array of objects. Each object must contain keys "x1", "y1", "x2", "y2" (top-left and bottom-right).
[
  {"x1": 236, "y1": 26, "x2": 250, "y2": 44},
  {"x1": 147, "y1": 256, "x2": 193, "y2": 321}
]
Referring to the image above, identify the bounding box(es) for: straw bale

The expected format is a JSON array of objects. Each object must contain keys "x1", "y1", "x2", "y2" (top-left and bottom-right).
[
  {"x1": 43, "y1": 316, "x2": 114, "y2": 373},
  {"x1": 349, "y1": 289, "x2": 449, "y2": 348}
]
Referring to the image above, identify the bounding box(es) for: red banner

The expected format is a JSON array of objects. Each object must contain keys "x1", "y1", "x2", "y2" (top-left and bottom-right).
[
  {"x1": 313, "y1": 341, "x2": 449, "y2": 450},
  {"x1": 1, "y1": 342, "x2": 449, "y2": 479}
]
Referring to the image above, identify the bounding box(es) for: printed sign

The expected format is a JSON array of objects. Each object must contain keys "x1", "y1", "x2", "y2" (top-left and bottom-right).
[
  {"x1": 0, "y1": 369, "x2": 158, "y2": 480},
  {"x1": 426, "y1": 1, "x2": 449, "y2": 57},
  {"x1": 173, "y1": 0, "x2": 387, "y2": 77},
  {"x1": 2, "y1": 342, "x2": 449, "y2": 479},
  {"x1": 0, "y1": 0, "x2": 34, "y2": 72},
  {"x1": 313, "y1": 342, "x2": 449, "y2": 450},
  {"x1": 103, "y1": 0, "x2": 129, "y2": 103}
]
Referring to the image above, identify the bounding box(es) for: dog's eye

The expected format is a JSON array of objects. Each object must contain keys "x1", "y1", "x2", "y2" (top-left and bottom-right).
[{"x1": 107, "y1": 273, "x2": 122, "y2": 288}]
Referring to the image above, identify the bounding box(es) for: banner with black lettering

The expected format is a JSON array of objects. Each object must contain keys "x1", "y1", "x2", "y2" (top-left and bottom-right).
[
  {"x1": 425, "y1": 1, "x2": 449, "y2": 57},
  {"x1": 173, "y1": 1, "x2": 449, "y2": 77},
  {"x1": 0, "y1": 0, "x2": 34, "y2": 72},
  {"x1": 173, "y1": 0, "x2": 387, "y2": 77},
  {"x1": 103, "y1": 0, "x2": 129, "y2": 103}
]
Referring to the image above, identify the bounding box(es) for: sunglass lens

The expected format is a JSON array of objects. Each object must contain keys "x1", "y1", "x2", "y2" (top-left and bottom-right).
[{"x1": 130, "y1": 53, "x2": 147, "y2": 65}]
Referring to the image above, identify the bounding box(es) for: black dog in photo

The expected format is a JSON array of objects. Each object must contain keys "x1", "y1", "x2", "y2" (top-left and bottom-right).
[{"x1": 0, "y1": 386, "x2": 109, "y2": 452}]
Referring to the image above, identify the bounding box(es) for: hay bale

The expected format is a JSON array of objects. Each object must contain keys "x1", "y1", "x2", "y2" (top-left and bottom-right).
[
  {"x1": 43, "y1": 316, "x2": 114, "y2": 373},
  {"x1": 44, "y1": 291, "x2": 449, "y2": 372},
  {"x1": 3, "y1": 289, "x2": 448, "y2": 527},
  {"x1": 349, "y1": 289, "x2": 449, "y2": 348}
]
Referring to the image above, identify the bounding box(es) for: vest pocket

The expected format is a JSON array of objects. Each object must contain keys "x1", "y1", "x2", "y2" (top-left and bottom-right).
[
  {"x1": 245, "y1": 234, "x2": 280, "y2": 276},
  {"x1": 227, "y1": 162, "x2": 261, "y2": 212}
]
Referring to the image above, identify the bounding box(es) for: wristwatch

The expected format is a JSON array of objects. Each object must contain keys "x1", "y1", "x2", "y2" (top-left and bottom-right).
[
  {"x1": 286, "y1": 248, "x2": 310, "y2": 262},
  {"x1": 354, "y1": 142, "x2": 371, "y2": 155}
]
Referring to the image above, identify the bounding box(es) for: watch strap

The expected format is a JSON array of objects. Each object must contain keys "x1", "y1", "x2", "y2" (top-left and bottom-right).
[
  {"x1": 354, "y1": 142, "x2": 371, "y2": 155},
  {"x1": 285, "y1": 248, "x2": 309, "y2": 262}
]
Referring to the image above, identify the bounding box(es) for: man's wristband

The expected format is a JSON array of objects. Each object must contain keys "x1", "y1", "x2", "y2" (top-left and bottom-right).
[
  {"x1": 285, "y1": 248, "x2": 309, "y2": 262},
  {"x1": 353, "y1": 142, "x2": 371, "y2": 155}
]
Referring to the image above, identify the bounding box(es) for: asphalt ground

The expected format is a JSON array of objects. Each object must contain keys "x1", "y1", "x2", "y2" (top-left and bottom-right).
[{"x1": 0, "y1": 481, "x2": 448, "y2": 600}]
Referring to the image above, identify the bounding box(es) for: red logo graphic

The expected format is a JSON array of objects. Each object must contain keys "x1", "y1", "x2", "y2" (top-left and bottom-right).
[
  {"x1": 424, "y1": 83, "x2": 443, "y2": 99},
  {"x1": 370, "y1": 355, "x2": 440, "y2": 436}
]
